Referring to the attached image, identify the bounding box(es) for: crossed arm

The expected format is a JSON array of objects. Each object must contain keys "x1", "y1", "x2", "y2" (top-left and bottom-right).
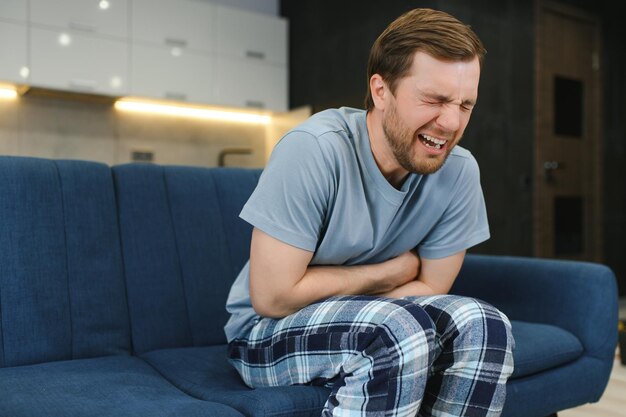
[{"x1": 249, "y1": 228, "x2": 466, "y2": 318}]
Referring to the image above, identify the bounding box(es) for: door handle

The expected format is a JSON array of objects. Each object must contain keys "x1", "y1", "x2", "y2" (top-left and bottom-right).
[{"x1": 543, "y1": 160, "x2": 562, "y2": 182}]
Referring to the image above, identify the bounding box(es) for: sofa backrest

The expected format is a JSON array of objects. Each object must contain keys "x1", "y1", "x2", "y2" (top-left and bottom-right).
[
  {"x1": 113, "y1": 164, "x2": 261, "y2": 354},
  {"x1": 0, "y1": 157, "x2": 131, "y2": 368}
]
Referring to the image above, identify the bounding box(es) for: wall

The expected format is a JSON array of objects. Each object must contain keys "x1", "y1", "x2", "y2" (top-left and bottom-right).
[
  {"x1": 282, "y1": 0, "x2": 626, "y2": 294},
  {"x1": 282, "y1": 0, "x2": 535, "y2": 257},
  {"x1": 600, "y1": 0, "x2": 626, "y2": 296},
  {"x1": 0, "y1": 92, "x2": 269, "y2": 168}
]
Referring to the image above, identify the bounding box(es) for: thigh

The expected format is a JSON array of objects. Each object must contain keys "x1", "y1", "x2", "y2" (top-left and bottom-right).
[
  {"x1": 403, "y1": 295, "x2": 514, "y2": 416},
  {"x1": 227, "y1": 295, "x2": 435, "y2": 388},
  {"x1": 404, "y1": 294, "x2": 512, "y2": 335}
]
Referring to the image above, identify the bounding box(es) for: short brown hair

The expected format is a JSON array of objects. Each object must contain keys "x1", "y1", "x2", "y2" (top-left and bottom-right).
[{"x1": 365, "y1": 8, "x2": 486, "y2": 110}]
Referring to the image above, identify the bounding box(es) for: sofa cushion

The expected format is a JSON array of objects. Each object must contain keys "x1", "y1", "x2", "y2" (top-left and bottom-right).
[
  {"x1": 0, "y1": 157, "x2": 130, "y2": 368},
  {"x1": 141, "y1": 345, "x2": 331, "y2": 417},
  {"x1": 0, "y1": 355, "x2": 245, "y2": 417},
  {"x1": 141, "y1": 322, "x2": 584, "y2": 415},
  {"x1": 510, "y1": 320, "x2": 583, "y2": 378},
  {"x1": 113, "y1": 165, "x2": 261, "y2": 354}
]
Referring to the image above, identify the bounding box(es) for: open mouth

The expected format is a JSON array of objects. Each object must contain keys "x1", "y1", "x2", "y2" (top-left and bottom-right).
[{"x1": 418, "y1": 133, "x2": 447, "y2": 150}]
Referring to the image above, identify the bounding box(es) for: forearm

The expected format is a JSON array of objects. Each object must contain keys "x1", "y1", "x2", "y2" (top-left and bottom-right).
[
  {"x1": 249, "y1": 228, "x2": 422, "y2": 319},
  {"x1": 259, "y1": 258, "x2": 414, "y2": 318},
  {"x1": 380, "y1": 279, "x2": 440, "y2": 298},
  {"x1": 380, "y1": 251, "x2": 467, "y2": 299}
]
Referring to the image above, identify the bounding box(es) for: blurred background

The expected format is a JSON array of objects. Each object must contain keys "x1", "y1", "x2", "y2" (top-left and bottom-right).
[{"x1": 0, "y1": 0, "x2": 624, "y2": 297}]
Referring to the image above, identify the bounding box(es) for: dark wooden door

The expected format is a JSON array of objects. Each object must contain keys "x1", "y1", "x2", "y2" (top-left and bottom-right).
[{"x1": 534, "y1": 0, "x2": 603, "y2": 261}]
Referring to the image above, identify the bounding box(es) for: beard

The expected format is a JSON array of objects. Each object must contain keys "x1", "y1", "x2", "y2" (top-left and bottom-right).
[{"x1": 382, "y1": 101, "x2": 455, "y2": 175}]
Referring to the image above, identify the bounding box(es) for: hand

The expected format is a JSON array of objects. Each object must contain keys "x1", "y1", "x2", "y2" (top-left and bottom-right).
[
  {"x1": 395, "y1": 250, "x2": 421, "y2": 282},
  {"x1": 375, "y1": 250, "x2": 421, "y2": 293}
]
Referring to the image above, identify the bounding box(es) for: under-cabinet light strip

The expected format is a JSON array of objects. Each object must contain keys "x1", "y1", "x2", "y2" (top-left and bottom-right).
[
  {"x1": 0, "y1": 87, "x2": 18, "y2": 99},
  {"x1": 114, "y1": 98, "x2": 271, "y2": 125}
]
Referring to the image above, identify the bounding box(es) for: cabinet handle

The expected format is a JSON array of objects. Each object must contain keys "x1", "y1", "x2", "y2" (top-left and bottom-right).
[
  {"x1": 69, "y1": 21, "x2": 96, "y2": 32},
  {"x1": 164, "y1": 38, "x2": 188, "y2": 48},
  {"x1": 245, "y1": 100, "x2": 265, "y2": 109},
  {"x1": 245, "y1": 50, "x2": 266, "y2": 60},
  {"x1": 69, "y1": 79, "x2": 97, "y2": 91},
  {"x1": 165, "y1": 92, "x2": 187, "y2": 101}
]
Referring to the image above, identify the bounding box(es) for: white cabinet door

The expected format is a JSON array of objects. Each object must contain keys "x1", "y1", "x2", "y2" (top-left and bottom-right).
[
  {"x1": 132, "y1": 0, "x2": 214, "y2": 53},
  {"x1": 131, "y1": 44, "x2": 215, "y2": 104},
  {"x1": 0, "y1": 21, "x2": 29, "y2": 83},
  {"x1": 0, "y1": 0, "x2": 27, "y2": 22},
  {"x1": 30, "y1": 27, "x2": 129, "y2": 96},
  {"x1": 215, "y1": 5, "x2": 287, "y2": 65},
  {"x1": 215, "y1": 57, "x2": 287, "y2": 112},
  {"x1": 30, "y1": 0, "x2": 129, "y2": 38}
]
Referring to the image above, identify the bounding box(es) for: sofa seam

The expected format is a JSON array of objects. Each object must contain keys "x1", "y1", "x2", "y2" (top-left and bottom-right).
[
  {"x1": 54, "y1": 160, "x2": 74, "y2": 360},
  {"x1": 162, "y1": 167, "x2": 195, "y2": 346},
  {"x1": 211, "y1": 169, "x2": 239, "y2": 286},
  {"x1": 110, "y1": 166, "x2": 135, "y2": 355}
]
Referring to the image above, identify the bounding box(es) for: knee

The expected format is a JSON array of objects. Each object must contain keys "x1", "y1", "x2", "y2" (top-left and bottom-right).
[
  {"x1": 447, "y1": 297, "x2": 514, "y2": 351},
  {"x1": 376, "y1": 299, "x2": 436, "y2": 345}
]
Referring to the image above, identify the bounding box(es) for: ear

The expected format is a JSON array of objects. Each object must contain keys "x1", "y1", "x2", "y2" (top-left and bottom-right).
[{"x1": 369, "y1": 74, "x2": 387, "y2": 110}]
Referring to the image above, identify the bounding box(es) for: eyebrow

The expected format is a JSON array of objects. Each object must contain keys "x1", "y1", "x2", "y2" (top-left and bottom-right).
[{"x1": 419, "y1": 90, "x2": 476, "y2": 106}]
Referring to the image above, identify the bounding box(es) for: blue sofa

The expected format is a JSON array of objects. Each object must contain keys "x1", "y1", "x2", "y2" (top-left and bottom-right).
[{"x1": 0, "y1": 156, "x2": 618, "y2": 417}]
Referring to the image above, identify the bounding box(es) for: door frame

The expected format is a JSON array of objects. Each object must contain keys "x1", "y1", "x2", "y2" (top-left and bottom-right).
[{"x1": 533, "y1": 0, "x2": 603, "y2": 261}]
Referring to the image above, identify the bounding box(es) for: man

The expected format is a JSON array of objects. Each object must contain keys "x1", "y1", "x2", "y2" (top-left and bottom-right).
[{"x1": 225, "y1": 8, "x2": 514, "y2": 417}]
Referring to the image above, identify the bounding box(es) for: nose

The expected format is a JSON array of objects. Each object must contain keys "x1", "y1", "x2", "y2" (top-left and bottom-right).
[{"x1": 436, "y1": 105, "x2": 461, "y2": 133}]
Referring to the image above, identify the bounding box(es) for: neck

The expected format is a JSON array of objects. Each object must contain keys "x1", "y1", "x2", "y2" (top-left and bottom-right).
[{"x1": 366, "y1": 110, "x2": 409, "y2": 189}]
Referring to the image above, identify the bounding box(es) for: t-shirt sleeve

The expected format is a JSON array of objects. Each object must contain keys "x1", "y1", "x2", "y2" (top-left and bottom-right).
[
  {"x1": 417, "y1": 155, "x2": 490, "y2": 259},
  {"x1": 239, "y1": 131, "x2": 331, "y2": 252}
]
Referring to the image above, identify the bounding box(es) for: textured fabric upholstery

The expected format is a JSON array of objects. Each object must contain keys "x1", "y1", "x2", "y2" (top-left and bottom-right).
[
  {"x1": 138, "y1": 321, "x2": 582, "y2": 417},
  {"x1": 113, "y1": 164, "x2": 261, "y2": 354},
  {"x1": 0, "y1": 355, "x2": 245, "y2": 417},
  {"x1": 0, "y1": 157, "x2": 617, "y2": 417},
  {"x1": 0, "y1": 157, "x2": 130, "y2": 368},
  {"x1": 509, "y1": 321, "x2": 582, "y2": 378},
  {"x1": 452, "y1": 254, "x2": 618, "y2": 415},
  {"x1": 141, "y1": 346, "x2": 331, "y2": 417}
]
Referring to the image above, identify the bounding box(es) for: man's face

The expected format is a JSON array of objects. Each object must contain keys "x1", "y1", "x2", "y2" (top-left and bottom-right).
[{"x1": 382, "y1": 51, "x2": 481, "y2": 174}]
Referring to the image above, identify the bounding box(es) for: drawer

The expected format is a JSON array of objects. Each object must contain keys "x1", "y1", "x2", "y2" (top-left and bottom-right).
[
  {"x1": 30, "y1": 27, "x2": 129, "y2": 96},
  {"x1": 30, "y1": 0, "x2": 129, "y2": 38},
  {"x1": 215, "y1": 5, "x2": 287, "y2": 65},
  {"x1": 131, "y1": 43, "x2": 216, "y2": 104},
  {"x1": 132, "y1": 0, "x2": 215, "y2": 53},
  {"x1": 215, "y1": 56, "x2": 287, "y2": 112}
]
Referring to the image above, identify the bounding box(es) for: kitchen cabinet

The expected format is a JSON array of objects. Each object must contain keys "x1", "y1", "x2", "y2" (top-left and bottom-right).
[
  {"x1": 12, "y1": 0, "x2": 289, "y2": 111},
  {"x1": 0, "y1": 21, "x2": 28, "y2": 83},
  {"x1": 0, "y1": 0, "x2": 27, "y2": 23},
  {"x1": 215, "y1": 56, "x2": 287, "y2": 111},
  {"x1": 131, "y1": 43, "x2": 215, "y2": 103},
  {"x1": 132, "y1": 0, "x2": 215, "y2": 53},
  {"x1": 213, "y1": 5, "x2": 288, "y2": 111},
  {"x1": 215, "y1": 5, "x2": 287, "y2": 65},
  {"x1": 27, "y1": 0, "x2": 129, "y2": 96},
  {"x1": 30, "y1": 27, "x2": 129, "y2": 96},
  {"x1": 130, "y1": 0, "x2": 288, "y2": 111},
  {"x1": 30, "y1": 0, "x2": 129, "y2": 39}
]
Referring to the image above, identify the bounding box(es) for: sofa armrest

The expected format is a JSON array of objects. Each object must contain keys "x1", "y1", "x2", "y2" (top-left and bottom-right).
[{"x1": 451, "y1": 254, "x2": 618, "y2": 361}]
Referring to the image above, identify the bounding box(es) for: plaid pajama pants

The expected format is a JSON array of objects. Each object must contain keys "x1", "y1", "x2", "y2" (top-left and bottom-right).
[{"x1": 228, "y1": 295, "x2": 514, "y2": 417}]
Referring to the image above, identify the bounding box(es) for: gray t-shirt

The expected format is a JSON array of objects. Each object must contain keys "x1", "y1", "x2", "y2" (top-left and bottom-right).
[{"x1": 224, "y1": 107, "x2": 489, "y2": 342}]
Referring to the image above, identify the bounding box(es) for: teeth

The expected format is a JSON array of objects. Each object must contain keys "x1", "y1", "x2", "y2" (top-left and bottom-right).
[{"x1": 422, "y1": 134, "x2": 446, "y2": 145}]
